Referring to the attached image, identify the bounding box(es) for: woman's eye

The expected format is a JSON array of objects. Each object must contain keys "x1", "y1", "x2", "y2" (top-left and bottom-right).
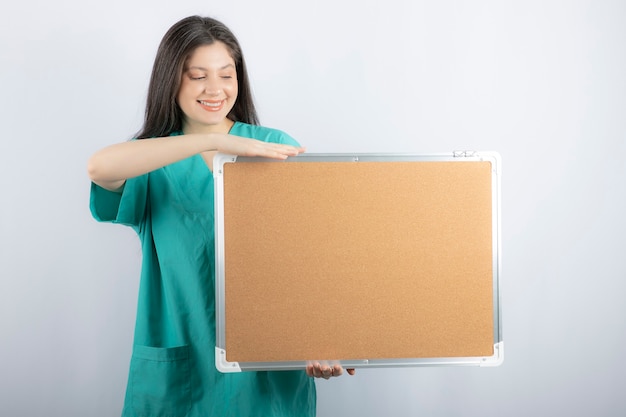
[{"x1": 190, "y1": 76, "x2": 206, "y2": 80}]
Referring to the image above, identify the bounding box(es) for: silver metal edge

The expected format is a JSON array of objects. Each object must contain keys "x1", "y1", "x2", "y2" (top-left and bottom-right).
[
  {"x1": 213, "y1": 154, "x2": 237, "y2": 355},
  {"x1": 229, "y1": 350, "x2": 504, "y2": 371}
]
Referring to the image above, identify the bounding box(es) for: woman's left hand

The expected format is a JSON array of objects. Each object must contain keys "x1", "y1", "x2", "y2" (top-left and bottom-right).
[{"x1": 306, "y1": 363, "x2": 356, "y2": 379}]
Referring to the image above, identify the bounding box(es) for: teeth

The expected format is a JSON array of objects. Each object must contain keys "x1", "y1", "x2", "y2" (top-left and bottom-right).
[{"x1": 200, "y1": 100, "x2": 222, "y2": 107}]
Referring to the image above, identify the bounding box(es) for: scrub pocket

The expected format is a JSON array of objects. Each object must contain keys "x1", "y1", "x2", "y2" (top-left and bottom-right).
[{"x1": 130, "y1": 345, "x2": 191, "y2": 417}]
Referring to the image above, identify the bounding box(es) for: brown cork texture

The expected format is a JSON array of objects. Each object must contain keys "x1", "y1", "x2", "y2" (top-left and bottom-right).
[{"x1": 223, "y1": 161, "x2": 494, "y2": 362}]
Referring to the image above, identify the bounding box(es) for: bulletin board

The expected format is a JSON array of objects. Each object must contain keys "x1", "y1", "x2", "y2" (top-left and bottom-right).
[{"x1": 213, "y1": 152, "x2": 502, "y2": 372}]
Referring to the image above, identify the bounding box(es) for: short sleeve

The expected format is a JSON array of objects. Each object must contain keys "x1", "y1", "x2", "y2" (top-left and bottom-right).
[
  {"x1": 89, "y1": 174, "x2": 149, "y2": 229},
  {"x1": 271, "y1": 130, "x2": 300, "y2": 147},
  {"x1": 230, "y1": 122, "x2": 301, "y2": 147}
]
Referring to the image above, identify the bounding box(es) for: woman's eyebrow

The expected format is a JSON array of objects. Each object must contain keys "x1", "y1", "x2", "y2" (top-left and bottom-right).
[{"x1": 188, "y1": 64, "x2": 235, "y2": 71}]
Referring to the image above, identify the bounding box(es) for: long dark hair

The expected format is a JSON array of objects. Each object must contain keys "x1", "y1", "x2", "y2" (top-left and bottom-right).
[{"x1": 136, "y1": 16, "x2": 259, "y2": 139}]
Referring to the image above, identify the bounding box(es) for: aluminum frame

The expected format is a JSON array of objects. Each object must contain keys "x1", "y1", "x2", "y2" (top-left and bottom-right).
[{"x1": 213, "y1": 152, "x2": 503, "y2": 372}]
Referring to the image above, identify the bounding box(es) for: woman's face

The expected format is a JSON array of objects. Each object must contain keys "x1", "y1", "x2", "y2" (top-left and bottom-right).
[{"x1": 177, "y1": 42, "x2": 238, "y2": 134}]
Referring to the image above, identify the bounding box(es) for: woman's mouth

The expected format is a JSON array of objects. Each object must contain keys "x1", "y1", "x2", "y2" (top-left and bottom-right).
[{"x1": 198, "y1": 99, "x2": 225, "y2": 112}]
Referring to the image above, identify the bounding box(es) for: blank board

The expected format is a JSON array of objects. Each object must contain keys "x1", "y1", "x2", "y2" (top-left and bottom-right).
[{"x1": 213, "y1": 152, "x2": 502, "y2": 372}]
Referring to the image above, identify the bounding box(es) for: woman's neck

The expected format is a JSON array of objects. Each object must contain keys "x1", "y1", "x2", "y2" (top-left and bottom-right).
[{"x1": 182, "y1": 118, "x2": 235, "y2": 135}]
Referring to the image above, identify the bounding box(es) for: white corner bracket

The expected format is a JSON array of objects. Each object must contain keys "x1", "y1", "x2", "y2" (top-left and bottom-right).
[
  {"x1": 480, "y1": 342, "x2": 504, "y2": 367},
  {"x1": 215, "y1": 347, "x2": 242, "y2": 373}
]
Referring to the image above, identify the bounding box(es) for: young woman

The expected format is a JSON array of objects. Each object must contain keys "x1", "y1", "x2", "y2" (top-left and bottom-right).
[{"x1": 88, "y1": 15, "x2": 351, "y2": 417}]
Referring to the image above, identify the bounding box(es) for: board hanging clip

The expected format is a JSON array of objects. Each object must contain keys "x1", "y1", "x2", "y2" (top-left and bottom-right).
[{"x1": 453, "y1": 150, "x2": 477, "y2": 158}]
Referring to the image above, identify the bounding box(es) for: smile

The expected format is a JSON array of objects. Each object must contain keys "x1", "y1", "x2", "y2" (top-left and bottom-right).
[{"x1": 198, "y1": 100, "x2": 225, "y2": 111}]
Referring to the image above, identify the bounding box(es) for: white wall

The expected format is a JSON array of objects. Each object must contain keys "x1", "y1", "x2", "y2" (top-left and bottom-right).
[{"x1": 1, "y1": 1, "x2": 625, "y2": 416}]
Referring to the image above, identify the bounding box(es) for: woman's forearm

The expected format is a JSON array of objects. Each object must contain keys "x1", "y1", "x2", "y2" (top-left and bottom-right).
[
  {"x1": 87, "y1": 133, "x2": 304, "y2": 191},
  {"x1": 87, "y1": 133, "x2": 219, "y2": 190}
]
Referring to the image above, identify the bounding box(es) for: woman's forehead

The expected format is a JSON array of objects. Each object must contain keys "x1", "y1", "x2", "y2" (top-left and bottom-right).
[{"x1": 185, "y1": 42, "x2": 235, "y2": 69}]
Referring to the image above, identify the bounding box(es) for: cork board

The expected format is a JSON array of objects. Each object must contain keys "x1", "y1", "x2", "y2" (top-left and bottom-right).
[{"x1": 213, "y1": 153, "x2": 502, "y2": 371}]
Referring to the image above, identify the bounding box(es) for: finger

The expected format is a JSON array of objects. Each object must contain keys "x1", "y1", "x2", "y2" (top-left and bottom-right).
[
  {"x1": 321, "y1": 364, "x2": 332, "y2": 379},
  {"x1": 330, "y1": 365, "x2": 343, "y2": 377},
  {"x1": 309, "y1": 362, "x2": 325, "y2": 379},
  {"x1": 272, "y1": 144, "x2": 304, "y2": 153},
  {"x1": 314, "y1": 363, "x2": 323, "y2": 378},
  {"x1": 262, "y1": 142, "x2": 301, "y2": 151},
  {"x1": 270, "y1": 144, "x2": 305, "y2": 156},
  {"x1": 260, "y1": 147, "x2": 300, "y2": 160},
  {"x1": 347, "y1": 368, "x2": 356, "y2": 376}
]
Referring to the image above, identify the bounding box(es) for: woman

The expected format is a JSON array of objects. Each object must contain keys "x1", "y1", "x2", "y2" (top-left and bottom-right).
[{"x1": 88, "y1": 15, "x2": 351, "y2": 417}]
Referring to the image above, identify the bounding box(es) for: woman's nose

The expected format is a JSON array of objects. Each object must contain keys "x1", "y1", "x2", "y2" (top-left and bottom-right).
[{"x1": 204, "y1": 78, "x2": 222, "y2": 95}]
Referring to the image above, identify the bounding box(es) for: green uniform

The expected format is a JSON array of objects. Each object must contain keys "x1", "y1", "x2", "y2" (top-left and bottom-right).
[{"x1": 90, "y1": 122, "x2": 316, "y2": 417}]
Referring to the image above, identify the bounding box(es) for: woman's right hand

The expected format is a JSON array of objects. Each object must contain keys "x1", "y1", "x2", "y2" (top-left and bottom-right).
[{"x1": 216, "y1": 134, "x2": 305, "y2": 160}]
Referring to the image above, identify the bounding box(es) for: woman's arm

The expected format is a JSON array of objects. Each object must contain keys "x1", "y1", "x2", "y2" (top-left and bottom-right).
[{"x1": 87, "y1": 133, "x2": 304, "y2": 192}]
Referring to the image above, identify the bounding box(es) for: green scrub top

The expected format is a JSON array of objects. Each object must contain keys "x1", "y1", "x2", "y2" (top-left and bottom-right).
[{"x1": 90, "y1": 122, "x2": 316, "y2": 417}]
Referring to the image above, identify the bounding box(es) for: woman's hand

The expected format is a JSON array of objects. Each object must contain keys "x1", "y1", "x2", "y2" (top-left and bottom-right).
[
  {"x1": 216, "y1": 134, "x2": 305, "y2": 160},
  {"x1": 306, "y1": 362, "x2": 356, "y2": 379}
]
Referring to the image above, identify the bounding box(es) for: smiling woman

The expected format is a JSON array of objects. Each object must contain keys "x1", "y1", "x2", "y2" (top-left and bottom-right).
[
  {"x1": 134, "y1": 15, "x2": 259, "y2": 140},
  {"x1": 85, "y1": 15, "x2": 340, "y2": 417},
  {"x1": 176, "y1": 43, "x2": 239, "y2": 134}
]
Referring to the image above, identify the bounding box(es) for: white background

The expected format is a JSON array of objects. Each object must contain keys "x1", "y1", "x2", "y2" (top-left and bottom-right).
[{"x1": 1, "y1": 1, "x2": 625, "y2": 416}]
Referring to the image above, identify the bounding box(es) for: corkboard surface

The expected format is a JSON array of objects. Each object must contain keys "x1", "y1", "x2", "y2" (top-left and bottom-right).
[{"x1": 222, "y1": 160, "x2": 494, "y2": 363}]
